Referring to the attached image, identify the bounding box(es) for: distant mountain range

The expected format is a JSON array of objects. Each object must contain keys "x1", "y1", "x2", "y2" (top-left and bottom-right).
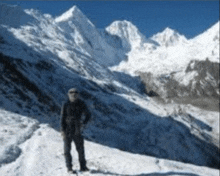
[{"x1": 109, "y1": 18, "x2": 219, "y2": 109}]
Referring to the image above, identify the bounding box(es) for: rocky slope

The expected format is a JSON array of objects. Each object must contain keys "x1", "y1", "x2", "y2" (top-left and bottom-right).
[{"x1": 139, "y1": 58, "x2": 219, "y2": 111}]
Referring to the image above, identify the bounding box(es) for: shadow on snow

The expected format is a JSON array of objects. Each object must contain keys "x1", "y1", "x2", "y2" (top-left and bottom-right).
[{"x1": 90, "y1": 169, "x2": 200, "y2": 176}]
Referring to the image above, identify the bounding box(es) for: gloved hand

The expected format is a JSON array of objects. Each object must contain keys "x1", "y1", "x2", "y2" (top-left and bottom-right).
[{"x1": 61, "y1": 131, "x2": 66, "y2": 137}]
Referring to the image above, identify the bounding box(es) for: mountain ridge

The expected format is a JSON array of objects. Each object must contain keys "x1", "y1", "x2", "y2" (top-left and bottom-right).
[{"x1": 55, "y1": 6, "x2": 92, "y2": 25}]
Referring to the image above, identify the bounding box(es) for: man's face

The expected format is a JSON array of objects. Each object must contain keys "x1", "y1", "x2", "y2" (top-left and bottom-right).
[{"x1": 68, "y1": 90, "x2": 78, "y2": 102}]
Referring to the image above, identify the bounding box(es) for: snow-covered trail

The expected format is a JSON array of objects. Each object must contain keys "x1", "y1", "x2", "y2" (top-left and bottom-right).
[{"x1": 0, "y1": 111, "x2": 218, "y2": 176}]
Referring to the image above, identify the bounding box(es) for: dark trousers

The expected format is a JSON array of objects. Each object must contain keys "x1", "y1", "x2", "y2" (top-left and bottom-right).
[{"x1": 63, "y1": 134, "x2": 86, "y2": 170}]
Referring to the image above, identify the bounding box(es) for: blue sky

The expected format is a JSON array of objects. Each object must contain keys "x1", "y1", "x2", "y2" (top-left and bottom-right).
[{"x1": 1, "y1": 1, "x2": 219, "y2": 39}]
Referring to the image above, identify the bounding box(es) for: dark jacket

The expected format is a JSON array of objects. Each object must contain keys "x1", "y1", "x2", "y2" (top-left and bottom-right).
[{"x1": 61, "y1": 98, "x2": 91, "y2": 136}]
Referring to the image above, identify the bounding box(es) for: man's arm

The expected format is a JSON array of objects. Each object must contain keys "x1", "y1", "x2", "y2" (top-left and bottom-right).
[
  {"x1": 81, "y1": 101, "x2": 91, "y2": 125},
  {"x1": 60, "y1": 102, "x2": 67, "y2": 132},
  {"x1": 84, "y1": 108, "x2": 91, "y2": 125}
]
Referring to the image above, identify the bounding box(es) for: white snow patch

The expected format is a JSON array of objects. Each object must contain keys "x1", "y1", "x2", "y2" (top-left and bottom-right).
[
  {"x1": 0, "y1": 118, "x2": 218, "y2": 176},
  {"x1": 0, "y1": 109, "x2": 39, "y2": 166}
]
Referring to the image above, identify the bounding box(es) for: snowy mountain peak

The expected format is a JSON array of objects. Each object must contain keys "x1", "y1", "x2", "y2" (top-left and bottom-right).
[
  {"x1": 163, "y1": 27, "x2": 178, "y2": 36},
  {"x1": 55, "y1": 5, "x2": 95, "y2": 29},
  {"x1": 192, "y1": 21, "x2": 219, "y2": 44},
  {"x1": 55, "y1": 5, "x2": 85, "y2": 23},
  {"x1": 0, "y1": 3, "x2": 34, "y2": 28},
  {"x1": 108, "y1": 20, "x2": 137, "y2": 29},
  {"x1": 151, "y1": 27, "x2": 188, "y2": 47},
  {"x1": 106, "y1": 20, "x2": 146, "y2": 50},
  {"x1": 53, "y1": 5, "x2": 125, "y2": 66},
  {"x1": 190, "y1": 21, "x2": 219, "y2": 62}
]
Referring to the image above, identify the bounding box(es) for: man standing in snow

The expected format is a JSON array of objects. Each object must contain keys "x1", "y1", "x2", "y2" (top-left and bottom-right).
[{"x1": 61, "y1": 88, "x2": 91, "y2": 173}]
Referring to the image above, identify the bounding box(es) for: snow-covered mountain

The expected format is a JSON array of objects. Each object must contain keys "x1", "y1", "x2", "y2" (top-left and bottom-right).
[
  {"x1": 0, "y1": 3, "x2": 219, "y2": 175},
  {"x1": 189, "y1": 21, "x2": 219, "y2": 61},
  {"x1": 151, "y1": 27, "x2": 188, "y2": 47},
  {"x1": 111, "y1": 20, "x2": 219, "y2": 108},
  {"x1": 112, "y1": 20, "x2": 219, "y2": 72},
  {"x1": 54, "y1": 6, "x2": 125, "y2": 66},
  {"x1": 106, "y1": 20, "x2": 146, "y2": 51}
]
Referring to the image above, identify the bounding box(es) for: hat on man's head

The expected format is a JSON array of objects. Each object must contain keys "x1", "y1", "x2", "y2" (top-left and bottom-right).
[{"x1": 68, "y1": 88, "x2": 79, "y2": 94}]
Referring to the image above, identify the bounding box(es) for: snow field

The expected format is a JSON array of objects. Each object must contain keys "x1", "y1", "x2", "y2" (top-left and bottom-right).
[
  {"x1": 0, "y1": 109, "x2": 219, "y2": 176},
  {"x1": 0, "y1": 109, "x2": 39, "y2": 166}
]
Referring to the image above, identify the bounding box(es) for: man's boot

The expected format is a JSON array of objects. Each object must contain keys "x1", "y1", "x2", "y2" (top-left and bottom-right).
[
  {"x1": 68, "y1": 169, "x2": 77, "y2": 174},
  {"x1": 80, "y1": 161, "x2": 89, "y2": 171},
  {"x1": 67, "y1": 164, "x2": 73, "y2": 173}
]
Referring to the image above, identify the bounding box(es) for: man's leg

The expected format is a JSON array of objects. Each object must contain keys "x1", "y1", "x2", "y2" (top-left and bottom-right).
[
  {"x1": 73, "y1": 135, "x2": 88, "y2": 171},
  {"x1": 63, "y1": 135, "x2": 72, "y2": 171}
]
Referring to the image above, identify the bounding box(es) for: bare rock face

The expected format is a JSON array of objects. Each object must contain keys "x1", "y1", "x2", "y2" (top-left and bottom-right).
[
  {"x1": 185, "y1": 59, "x2": 219, "y2": 97},
  {"x1": 139, "y1": 58, "x2": 219, "y2": 110}
]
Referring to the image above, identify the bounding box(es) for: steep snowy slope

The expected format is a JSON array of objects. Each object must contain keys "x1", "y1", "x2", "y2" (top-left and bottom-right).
[
  {"x1": 55, "y1": 6, "x2": 125, "y2": 66},
  {"x1": 0, "y1": 3, "x2": 219, "y2": 171},
  {"x1": 189, "y1": 21, "x2": 219, "y2": 62}
]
